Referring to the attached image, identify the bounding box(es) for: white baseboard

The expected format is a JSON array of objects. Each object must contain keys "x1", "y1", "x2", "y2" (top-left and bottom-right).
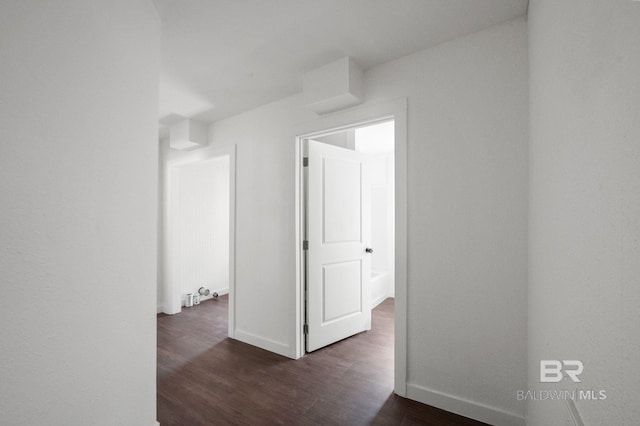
[
  {"x1": 192, "y1": 287, "x2": 229, "y2": 304},
  {"x1": 371, "y1": 293, "x2": 388, "y2": 309},
  {"x1": 407, "y1": 383, "x2": 525, "y2": 426},
  {"x1": 234, "y1": 329, "x2": 291, "y2": 358},
  {"x1": 157, "y1": 287, "x2": 230, "y2": 314},
  {"x1": 191, "y1": 287, "x2": 229, "y2": 302}
]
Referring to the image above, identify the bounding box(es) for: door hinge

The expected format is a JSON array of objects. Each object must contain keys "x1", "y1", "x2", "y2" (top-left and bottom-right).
[
  {"x1": 303, "y1": 240, "x2": 308, "y2": 250},
  {"x1": 303, "y1": 157, "x2": 309, "y2": 167},
  {"x1": 303, "y1": 324, "x2": 309, "y2": 335}
]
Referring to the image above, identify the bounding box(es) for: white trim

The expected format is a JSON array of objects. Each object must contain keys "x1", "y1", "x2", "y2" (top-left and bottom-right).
[
  {"x1": 407, "y1": 383, "x2": 526, "y2": 426},
  {"x1": 371, "y1": 293, "x2": 388, "y2": 309},
  {"x1": 294, "y1": 135, "x2": 304, "y2": 359},
  {"x1": 392, "y1": 100, "x2": 408, "y2": 397},
  {"x1": 234, "y1": 329, "x2": 291, "y2": 358},
  {"x1": 293, "y1": 98, "x2": 408, "y2": 396},
  {"x1": 213, "y1": 287, "x2": 229, "y2": 296},
  {"x1": 227, "y1": 147, "x2": 237, "y2": 339},
  {"x1": 163, "y1": 158, "x2": 181, "y2": 315}
]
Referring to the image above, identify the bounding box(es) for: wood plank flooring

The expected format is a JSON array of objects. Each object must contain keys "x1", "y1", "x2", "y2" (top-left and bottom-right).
[{"x1": 157, "y1": 296, "x2": 488, "y2": 425}]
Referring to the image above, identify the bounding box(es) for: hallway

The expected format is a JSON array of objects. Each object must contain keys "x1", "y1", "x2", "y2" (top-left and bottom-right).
[{"x1": 157, "y1": 297, "x2": 486, "y2": 425}]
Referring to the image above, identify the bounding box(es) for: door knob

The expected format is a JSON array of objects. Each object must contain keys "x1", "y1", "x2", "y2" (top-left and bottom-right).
[{"x1": 365, "y1": 248, "x2": 373, "y2": 253}]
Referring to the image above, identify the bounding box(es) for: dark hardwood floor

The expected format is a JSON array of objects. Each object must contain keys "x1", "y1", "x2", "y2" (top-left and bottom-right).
[{"x1": 157, "y1": 296, "x2": 488, "y2": 425}]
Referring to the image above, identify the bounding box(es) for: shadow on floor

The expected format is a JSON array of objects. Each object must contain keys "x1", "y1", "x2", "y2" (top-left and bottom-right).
[{"x1": 157, "y1": 297, "x2": 486, "y2": 425}]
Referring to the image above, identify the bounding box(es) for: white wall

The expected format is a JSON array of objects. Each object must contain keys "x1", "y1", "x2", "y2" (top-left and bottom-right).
[
  {"x1": 528, "y1": 1, "x2": 640, "y2": 425},
  {"x1": 356, "y1": 121, "x2": 395, "y2": 302},
  {"x1": 209, "y1": 97, "x2": 317, "y2": 355},
  {"x1": 206, "y1": 17, "x2": 529, "y2": 424},
  {"x1": 313, "y1": 129, "x2": 355, "y2": 149},
  {"x1": 169, "y1": 157, "x2": 230, "y2": 306},
  {"x1": 369, "y1": 158, "x2": 390, "y2": 272},
  {"x1": 365, "y1": 153, "x2": 395, "y2": 304},
  {"x1": 158, "y1": 140, "x2": 169, "y2": 311},
  {"x1": 366, "y1": 18, "x2": 529, "y2": 425},
  {"x1": 0, "y1": 1, "x2": 160, "y2": 425}
]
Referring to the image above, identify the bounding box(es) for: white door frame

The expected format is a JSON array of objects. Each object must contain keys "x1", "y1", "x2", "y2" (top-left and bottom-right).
[
  {"x1": 163, "y1": 144, "x2": 237, "y2": 338},
  {"x1": 294, "y1": 98, "x2": 408, "y2": 396}
]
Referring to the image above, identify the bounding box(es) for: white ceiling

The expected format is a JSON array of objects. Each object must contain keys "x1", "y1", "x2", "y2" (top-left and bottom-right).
[{"x1": 155, "y1": 0, "x2": 528, "y2": 129}]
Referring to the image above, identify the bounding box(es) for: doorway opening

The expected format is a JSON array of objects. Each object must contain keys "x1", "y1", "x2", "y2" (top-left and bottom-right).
[
  {"x1": 312, "y1": 120, "x2": 396, "y2": 309},
  {"x1": 159, "y1": 145, "x2": 237, "y2": 338},
  {"x1": 303, "y1": 120, "x2": 395, "y2": 352},
  {"x1": 294, "y1": 97, "x2": 407, "y2": 396}
]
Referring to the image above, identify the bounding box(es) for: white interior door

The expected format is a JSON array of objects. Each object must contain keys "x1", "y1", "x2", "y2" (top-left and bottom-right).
[{"x1": 306, "y1": 140, "x2": 371, "y2": 352}]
